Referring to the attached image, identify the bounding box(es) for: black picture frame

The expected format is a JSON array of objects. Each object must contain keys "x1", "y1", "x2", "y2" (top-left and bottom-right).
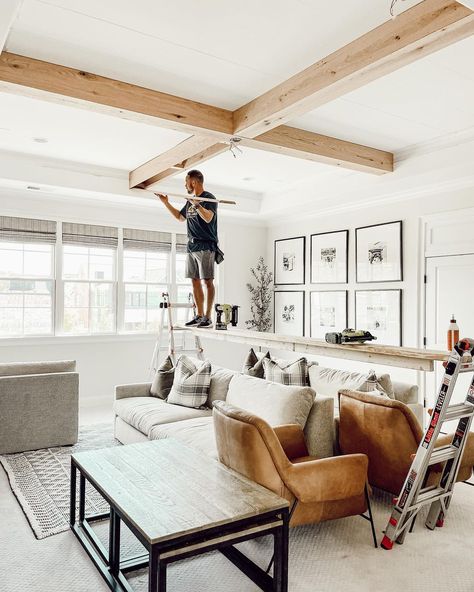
[
  {"x1": 310, "y1": 229, "x2": 348, "y2": 284},
  {"x1": 273, "y1": 290, "x2": 305, "y2": 337},
  {"x1": 310, "y1": 290, "x2": 348, "y2": 339},
  {"x1": 274, "y1": 236, "x2": 306, "y2": 286},
  {"x1": 355, "y1": 289, "x2": 402, "y2": 346},
  {"x1": 355, "y1": 220, "x2": 403, "y2": 283}
]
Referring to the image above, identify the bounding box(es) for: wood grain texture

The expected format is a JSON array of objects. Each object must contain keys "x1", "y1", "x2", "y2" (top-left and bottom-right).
[
  {"x1": 0, "y1": 52, "x2": 233, "y2": 136},
  {"x1": 72, "y1": 439, "x2": 287, "y2": 545},
  {"x1": 131, "y1": 139, "x2": 228, "y2": 189},
  {"x1": 233, "y1": 0, "x2": 474, "y2": 136},
  {"x1": 189, "y1": 327, "x2": 448, "y2": 371},
  {"x1": 249, "y1": 125, "x2": 393, "y2": 174}
]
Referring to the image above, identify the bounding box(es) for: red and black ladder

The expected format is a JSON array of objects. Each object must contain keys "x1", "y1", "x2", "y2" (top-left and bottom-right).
[{"x1": 382, "y1": 338, "x2": 474, "y2": 549}]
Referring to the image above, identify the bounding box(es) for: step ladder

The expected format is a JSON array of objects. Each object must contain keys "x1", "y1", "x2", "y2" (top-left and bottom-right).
[
  {"x1": 381, "y1": 337, "x2": 474, "y2": 549},
  {"x1": 149, "y1": 292, "x2": 204, "y2": 376}
]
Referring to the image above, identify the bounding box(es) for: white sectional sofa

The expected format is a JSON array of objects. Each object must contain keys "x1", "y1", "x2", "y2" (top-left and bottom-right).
[{"x1": 114, "y1": 357, "x2": 422, "y2": 459}]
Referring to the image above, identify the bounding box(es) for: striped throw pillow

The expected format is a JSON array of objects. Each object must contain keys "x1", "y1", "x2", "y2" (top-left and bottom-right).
[
  {"x1": 167, "y1": 355, "x2": 211, "y2": 408},
  {"x1": 262, "y1": 357, "x2": 308, "y2": 387}
]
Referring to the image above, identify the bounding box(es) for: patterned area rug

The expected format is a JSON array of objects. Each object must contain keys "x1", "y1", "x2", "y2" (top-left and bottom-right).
[{"x1": 0, "y1": 423, "x2": 120, "y2": 539}]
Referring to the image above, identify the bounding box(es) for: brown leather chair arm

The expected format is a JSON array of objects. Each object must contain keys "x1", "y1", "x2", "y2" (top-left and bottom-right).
[
  {"x1": 273, "y1": 424, "x2": 309, "y2": 460},
  {"x1": 284, "y1": 454, "x2": 368, "y2": 504}
]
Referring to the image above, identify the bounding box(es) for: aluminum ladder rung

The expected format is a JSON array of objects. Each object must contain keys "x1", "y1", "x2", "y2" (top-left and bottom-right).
[
  {"x1": 416, "y1": 487, "x2": 447, "y2": 504},
  {"x1": 459, "y1": 365, "x2": 474, "y2": 373},
  {"x1": 160, "y1": 303, "x2": 195, "y2": 309},
  {"x1": 444, "y1": 403, "x2": 474, "y2": 421},
  {"x1": 428, "y1": 445, "x2": 459, "y2": 465}
]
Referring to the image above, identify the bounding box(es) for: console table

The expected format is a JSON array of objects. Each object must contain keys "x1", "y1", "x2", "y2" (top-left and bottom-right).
[
  {"x1": 191, "y1": 327, "x2": 447, "y2": 372},
  {"x1": 70, "y1": 439, "x2": 289, "y2": 592}
]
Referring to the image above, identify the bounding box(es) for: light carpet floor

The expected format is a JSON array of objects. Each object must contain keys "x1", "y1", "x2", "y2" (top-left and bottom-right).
[{"x1": 1, "y1": 429, "x2": 474, "y2": 591}]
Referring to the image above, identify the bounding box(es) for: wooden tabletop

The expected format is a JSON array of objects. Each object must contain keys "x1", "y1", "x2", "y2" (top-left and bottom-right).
[
  {"x1": 190, "y1": 327, "x2": 448, "y2": 372},
  {"x1": 72, "y1": 439, "x2": 288, "y2": 545}
]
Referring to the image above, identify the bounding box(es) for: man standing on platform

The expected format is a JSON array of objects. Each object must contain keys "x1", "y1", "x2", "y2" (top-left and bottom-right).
[{"x1": 156, "y1": 169, "x2": 219, "y2": 328}]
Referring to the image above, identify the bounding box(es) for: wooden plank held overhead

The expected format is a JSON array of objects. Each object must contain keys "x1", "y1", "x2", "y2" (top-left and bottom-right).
[{"x1": 233, "y1": 0, "x2": 474, "y2": 137}]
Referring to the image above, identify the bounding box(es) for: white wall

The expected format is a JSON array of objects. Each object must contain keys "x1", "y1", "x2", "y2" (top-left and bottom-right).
[
  {"x1": 0, "y1": 190, "x2": 267, "y2": 406},
  {"x1": 267, "y1": 186, "x2": 474, "y2": 388}
]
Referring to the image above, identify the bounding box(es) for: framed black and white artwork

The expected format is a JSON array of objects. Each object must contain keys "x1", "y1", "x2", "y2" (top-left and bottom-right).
[
  {"x1": 274, "y1": 291, "x2": 305, "y2": 337},
  {"x1": 355, "y1": 289, "x2": 402, "y2": 346},
  {"x1": 274, "y1": 236, "x2": 305, "y2": 285},
  {"x1": 310, "y1": 230, "x2": 348, "y2": 284},
  {"x1": 310, "y1": 291, "x2": 348, "y2": 339},
  {"x1": 355, "y1": 221, "x2": 403, "y2": 283}
]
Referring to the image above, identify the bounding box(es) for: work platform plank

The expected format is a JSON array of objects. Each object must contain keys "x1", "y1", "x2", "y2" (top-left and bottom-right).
[{"x1": 189, "y1": 328, "x2": 447, "y2": 372}]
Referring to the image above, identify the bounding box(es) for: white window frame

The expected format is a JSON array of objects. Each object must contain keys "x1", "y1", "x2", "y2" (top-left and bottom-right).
[{"x1": 0, "y1": 240, "x2": 56, "y2": 338}]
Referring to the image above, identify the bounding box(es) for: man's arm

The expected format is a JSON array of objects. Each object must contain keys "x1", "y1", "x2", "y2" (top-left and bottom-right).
[
  {"x1": 193, "y1": 201, "x2": 215, "y2": 223},
  {"x1": 155, "y1": 194, "x2": 185, "y2": 221}
]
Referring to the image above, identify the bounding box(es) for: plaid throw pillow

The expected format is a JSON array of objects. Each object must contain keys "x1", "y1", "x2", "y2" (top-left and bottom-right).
[
  {"x1": 150, "y1": 355, "x2": 175, "y2": 399},
  {"x1": 167, "y1": 355, "x2": 211, "y2": 408},
  {"x1": 263, "y1": 357, "x2": 308, "y2": 387},
  {"x1": 242, "y1": 348, "x2": 270, "y2": 379}
]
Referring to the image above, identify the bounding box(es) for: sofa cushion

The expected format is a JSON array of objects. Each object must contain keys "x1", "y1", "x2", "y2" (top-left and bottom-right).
[
  {"x1": 242, "y1": 348, "x2": 270, "y2": 378},
  {"x1": 167, "y1": 356, "x2": 211, "y2": 408},
  {"x1": 308, "y1": 366, "x2": 394, "y2": 400},
  {"x1": 208, "y1": 366, "x2": 239, "y2": 406},
  {"x1": 114, "y1": 397, "x2": 211, "y2": 436},
  {"x1": 150, "y1": 355, "x2": 174, "y2": 399},
  {"x1": 0, "y1": 360, "x2": 76, "y2": 376},
  {"x1": 262, "y1": 357, "x2": 308, "y2": 386},
  {"x1": 226, "y1": 374, "x2": 315, "y2": 428},
  {"x1": 149, "y1": 416, "x2": 217, "y2": 459}
]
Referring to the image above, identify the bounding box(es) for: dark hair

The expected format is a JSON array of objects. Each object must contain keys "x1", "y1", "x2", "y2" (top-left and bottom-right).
[{"x1": 186, "y1": 169, "x2": 204, "y2": 183}]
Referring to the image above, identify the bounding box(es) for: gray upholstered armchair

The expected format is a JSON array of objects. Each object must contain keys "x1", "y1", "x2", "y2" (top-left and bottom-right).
[{"x1": 0, "y1": 360, "x2": 79, "y2": 454}]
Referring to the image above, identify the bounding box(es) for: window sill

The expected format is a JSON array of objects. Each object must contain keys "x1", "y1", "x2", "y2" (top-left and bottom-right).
[{"x1": 0, "y1": 333, "x2": 158, "y2": 346}]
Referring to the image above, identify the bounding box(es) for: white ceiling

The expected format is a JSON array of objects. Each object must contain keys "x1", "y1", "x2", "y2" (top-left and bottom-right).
[
  {"x1": 1, "y1": 0, "x2": 474, "y2": 210},
  {"x1": 6, "y1": 0, "x2": 422, "y2": 110},
  {"x1": 0, "y1": 92, "x2": 190, "y2": 169}
]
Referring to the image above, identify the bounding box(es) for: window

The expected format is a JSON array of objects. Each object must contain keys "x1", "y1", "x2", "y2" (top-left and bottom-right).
[
  {"x1": 0, "y1": 216, "x2": 56, "y2": 337},
  {"x1": 175, "y1": 234, "x2": 194, "y2": 324},
  {"x1": 61, "y1": 223, "x2": 117, "y2": 334},
  {"x1": 122, "y1": 229, "x2": 171, "y2": 333}
]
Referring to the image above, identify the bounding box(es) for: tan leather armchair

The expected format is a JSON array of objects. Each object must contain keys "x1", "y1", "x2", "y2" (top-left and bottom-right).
[
  {"x1": 338, "y1": 389, "x2": 474, "y2": 495},
  {"x1": 213, "y1": 400, "x2": 377, "y2": 546}
]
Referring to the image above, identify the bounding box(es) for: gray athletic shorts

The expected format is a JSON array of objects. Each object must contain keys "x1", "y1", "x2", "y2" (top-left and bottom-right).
[{"x1": 185, "y1": 250, "x2": 215, "y2": 279}]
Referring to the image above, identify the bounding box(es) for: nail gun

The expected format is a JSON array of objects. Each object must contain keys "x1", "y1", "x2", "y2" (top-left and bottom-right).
[{"x1": 215, "y1": 304, "x2": 239, "y2": 330}]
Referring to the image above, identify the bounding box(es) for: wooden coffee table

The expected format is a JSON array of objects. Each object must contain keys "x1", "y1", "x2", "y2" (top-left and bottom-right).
[{"x1": 70, "y1": 439, "x2": 289, "y2": 592}]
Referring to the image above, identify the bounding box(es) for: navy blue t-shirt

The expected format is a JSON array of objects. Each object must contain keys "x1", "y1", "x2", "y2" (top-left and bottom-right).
[{"x1": 180, "y1": 191, "x2": 218, "y2": 253}]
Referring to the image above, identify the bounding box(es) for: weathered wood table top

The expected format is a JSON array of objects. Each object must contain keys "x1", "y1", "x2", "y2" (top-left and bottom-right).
[{"x1": 72, "y1": 439, "x2": 288, "y2": 545}]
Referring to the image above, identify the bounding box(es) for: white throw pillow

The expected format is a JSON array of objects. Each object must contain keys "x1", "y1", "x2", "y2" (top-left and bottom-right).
[
  {"x1": 167, "y1": 355, "x2": 211, "y2": 409},
  {"x1": 308, "y1": 366, "x2": 394, "y2": 399},
  {"x1": 226, "y1": 374, "x2": 315, "y2": 428}
]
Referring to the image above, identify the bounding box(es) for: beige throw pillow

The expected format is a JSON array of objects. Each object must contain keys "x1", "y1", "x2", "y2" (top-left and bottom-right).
[{"x1": 226, "y1": 374, "x2": 315, "y2": 428}]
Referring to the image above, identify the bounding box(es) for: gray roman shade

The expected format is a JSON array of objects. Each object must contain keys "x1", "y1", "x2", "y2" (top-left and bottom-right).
[
  {"x1": 0, "y1": 216, "x2": 56, "y2": 244},
  {"x1": 62, "y1": 223, "x2": 118, "y2": 248},
  {"x1": 123, "y1": 228, "x2": 172, "y2": 252},
  {"x1": 176, "y1": 234, "x2": 188, "y2": 254}
]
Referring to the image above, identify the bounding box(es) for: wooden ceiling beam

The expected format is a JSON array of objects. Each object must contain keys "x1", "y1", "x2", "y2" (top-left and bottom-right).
[
  {"x1": 0, "y1": 52, "x2": 234, "y2": 137},
  {"x1": 233, "y1": 0, "x2": 474, "y2": 137}
]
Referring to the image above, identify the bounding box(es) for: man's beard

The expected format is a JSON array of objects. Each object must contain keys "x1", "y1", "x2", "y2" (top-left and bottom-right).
[{"x1": 186, "y1": 187, "x2": 193, "y2": 195}]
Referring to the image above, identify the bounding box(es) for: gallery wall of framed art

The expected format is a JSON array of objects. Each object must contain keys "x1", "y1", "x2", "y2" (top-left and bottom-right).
[
  {"x1": 272, "y1": 221, "x2": 404, "y2": 344},
  {"x1": 274, "y1": 291, "x2": 305, "y2": 337}
]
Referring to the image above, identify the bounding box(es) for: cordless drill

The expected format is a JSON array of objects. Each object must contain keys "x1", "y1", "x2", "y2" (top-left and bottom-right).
[{"x1": 215, "y1": 304, "x2": 239, "y2": 330}]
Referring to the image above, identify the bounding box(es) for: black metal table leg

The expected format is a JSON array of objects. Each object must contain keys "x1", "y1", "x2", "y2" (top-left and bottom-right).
[
  {"x1": 273, "y1": 510, "x2": 289, "y2": 592},
  {"x1": 109, "y1": 508, "x2": 121, "y2": 576},
  {"x1": 148, "y1": 546, "x2": 158, "y2": 592},
  {"x1": 69, "y1": 459, "x2": 77, "y2": 527},
  {"x1": 157, "y1": 556, "x2": 167, "y2": 592},
  {"x1": 79, "y1": 472, "x2": 86, "y2": 523}
]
